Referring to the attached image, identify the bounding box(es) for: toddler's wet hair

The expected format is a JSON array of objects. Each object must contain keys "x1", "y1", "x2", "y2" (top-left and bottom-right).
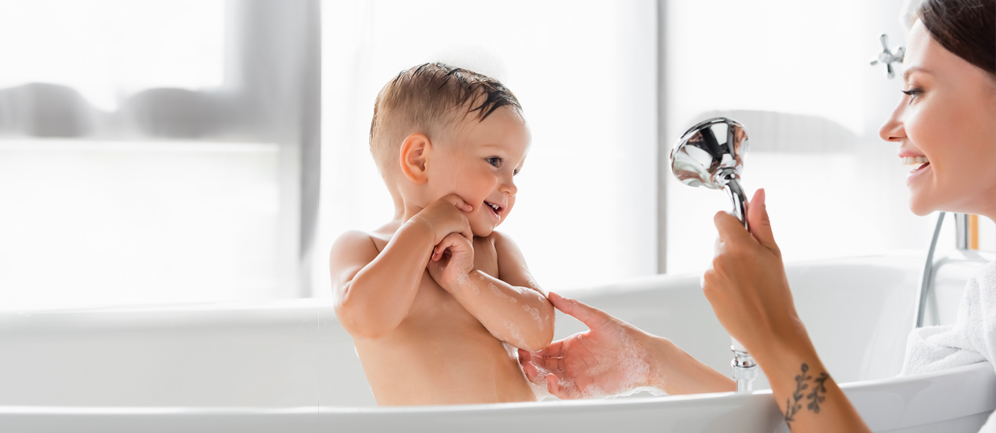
[{"x1": 369, "y1": 62, "x2": 522, "y2": 177}]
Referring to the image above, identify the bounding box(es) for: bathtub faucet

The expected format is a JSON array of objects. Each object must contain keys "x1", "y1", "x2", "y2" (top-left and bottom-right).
[{"x1": 669, "y1": 117, "x2": 758, "y2": 394}]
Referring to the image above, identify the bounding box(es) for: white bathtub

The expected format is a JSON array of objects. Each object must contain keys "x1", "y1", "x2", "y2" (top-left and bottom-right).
[{"x1": 0, "y1": 251, "x2": 992, "y2": 432}]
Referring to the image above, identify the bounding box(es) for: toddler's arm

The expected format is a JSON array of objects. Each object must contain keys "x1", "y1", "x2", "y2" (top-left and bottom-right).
[
  {"x1": 430, "y1": 231, "x2": 554, "y2": 351},
  {"x1": 329, "y1": 194, "x2": 473, "y2": 340}
]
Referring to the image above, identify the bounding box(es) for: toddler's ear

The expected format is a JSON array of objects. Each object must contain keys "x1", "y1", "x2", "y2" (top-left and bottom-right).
[{"x1": 399, "y1": 133, "x2": 432, "y2": 184}]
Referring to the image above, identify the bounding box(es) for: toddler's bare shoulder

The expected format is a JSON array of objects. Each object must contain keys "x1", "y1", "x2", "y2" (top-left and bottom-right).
[
  {"x1": 488, "y1": 230, "x2": 521, "y2": 251},
  {"x1": 329, "y1": 230, "x2": 379, "y2": 267},
  {"x1": 333, "y1": 229, "x2": 376, "y2": 247}
]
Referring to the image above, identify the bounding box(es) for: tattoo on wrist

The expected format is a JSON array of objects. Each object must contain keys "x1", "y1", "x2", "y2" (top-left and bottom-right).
[{"x1": 784, "y1": 363, "x2": 831, "y2": 428}]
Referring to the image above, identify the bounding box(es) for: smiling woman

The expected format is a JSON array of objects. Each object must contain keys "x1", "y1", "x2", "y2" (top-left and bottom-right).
[{"x1": 879, "y1": 10, "x2": 996, "y2": 219}]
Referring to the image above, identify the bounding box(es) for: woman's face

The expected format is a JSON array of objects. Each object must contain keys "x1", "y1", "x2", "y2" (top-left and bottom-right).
[{"x1": 879, "y1": 20, "x2": 996, "y2": 220}]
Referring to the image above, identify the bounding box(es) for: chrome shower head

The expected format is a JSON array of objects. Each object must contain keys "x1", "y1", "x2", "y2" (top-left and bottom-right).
[
  {"x1": 670, "y1": 116, "x2": 758, "y2": 393},
  {"x1": 669, "y1": 117, "x2": 751, "y2": 229}
]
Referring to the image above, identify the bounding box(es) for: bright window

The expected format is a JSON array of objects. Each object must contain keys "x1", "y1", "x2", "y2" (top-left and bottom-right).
[
  {"x1": 318, "y1": 0, "x2": 659, "y2": 293},
  {"x1": 0, "y1": 141, "x2": 283, "y2": 309},
  {"x1": 0, "y1": 0, "x2": 225, "y2": 111}
]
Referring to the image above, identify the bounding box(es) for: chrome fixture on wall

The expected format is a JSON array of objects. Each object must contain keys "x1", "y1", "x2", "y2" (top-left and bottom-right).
[
  {"x1": 870, "y1": 33, "x2": 905, "y2": 79},
  {"x1": 669, "y1": 117, "x2": 757, "y2": 393},
  {"x1": 914, "y1": 213, "x2": 977, "y2": 329}
]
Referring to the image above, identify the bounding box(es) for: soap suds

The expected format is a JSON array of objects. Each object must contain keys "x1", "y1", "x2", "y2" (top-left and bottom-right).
[
  {"x1": 521, "y1": 304, "x2": 544, "y2": 331},
  {"x1": 502, "y1": 319, "x2": 526, "y2": 348},
  {"x1": 547, "y1": 326, "x2": 664, "y2": 400},
  {"x1": 470, "y1": 278, "x2": 480, "y2": 295},
  {"x1": 489, "y1": 283, "x2": 517, "y2": 303},
  {"x1": 501, "y1": 341, "x2": 518, "y2": 360},
  {"x1": 526, "y1": 278, "x2": 541, "y2": 290}
]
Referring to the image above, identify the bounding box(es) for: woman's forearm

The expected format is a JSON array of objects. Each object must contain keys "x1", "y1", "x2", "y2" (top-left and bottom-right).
[
  {"x1": 754, "y1": 331, "x2": 872, "y2": 433},
  {"x1": 643, "y1": 330, "x2": 869, "y2": 432},
  {"x1": 643, "y1": 334, "x2": 735, "y2": 395}
]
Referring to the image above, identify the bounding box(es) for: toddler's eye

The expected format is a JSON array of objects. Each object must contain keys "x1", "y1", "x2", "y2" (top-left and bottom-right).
[{"x1": 486, "y1": 157, "x2": 502, "y2": 168}]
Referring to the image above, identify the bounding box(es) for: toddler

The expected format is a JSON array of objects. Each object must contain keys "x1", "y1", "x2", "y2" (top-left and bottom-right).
[{"x1": 328, "y1": 62, "x2": 554, "y2": 406}]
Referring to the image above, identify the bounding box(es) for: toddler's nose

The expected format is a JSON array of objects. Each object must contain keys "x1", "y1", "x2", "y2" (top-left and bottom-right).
[{"x1": 500, "y1": 180, "x2": 517, "y2": 196}]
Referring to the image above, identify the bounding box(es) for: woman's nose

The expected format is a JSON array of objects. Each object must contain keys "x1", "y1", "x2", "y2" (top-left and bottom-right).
[{"x1": 879, "y1": 104, "x2": 906, "y2": 143}]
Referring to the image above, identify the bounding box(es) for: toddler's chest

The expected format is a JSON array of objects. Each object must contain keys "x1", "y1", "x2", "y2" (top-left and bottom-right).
[{"x1": 411, "y1": 237, "x2": 500, "y2": 318}]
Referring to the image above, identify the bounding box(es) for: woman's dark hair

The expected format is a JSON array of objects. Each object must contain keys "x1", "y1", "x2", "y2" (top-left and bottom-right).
[{"x1": 918, "y1": 0, "x2": 996, "y2": 76}]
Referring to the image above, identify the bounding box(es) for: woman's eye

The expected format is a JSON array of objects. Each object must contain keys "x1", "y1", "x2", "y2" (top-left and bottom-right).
[
  {"x1": 486, "y1": 157, "x2": 502, "y2": 168},
  {"x1": 902, "y1": 88, "x2": 923, "y2": 104}
]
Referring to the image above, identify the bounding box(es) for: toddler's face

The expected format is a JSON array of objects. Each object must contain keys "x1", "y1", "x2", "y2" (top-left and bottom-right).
[{"x1": 427, "y1": 107, "x2": 530, "y2": 237}]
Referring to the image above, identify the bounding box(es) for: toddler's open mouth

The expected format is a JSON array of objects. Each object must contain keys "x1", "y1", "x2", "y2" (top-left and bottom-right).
[{"x1": 484, "y1": 201, "x2": 503, "y2": 218}]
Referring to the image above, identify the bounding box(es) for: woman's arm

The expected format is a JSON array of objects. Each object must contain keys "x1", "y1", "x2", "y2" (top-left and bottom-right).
[
  {"x1": 520, "y1": 189, "x2": 873, "y2": 431},
  {"x1": 754, "y1": 338, "x2": 862, "y2": 432},
  {"x1": 705, "y1": 189, "x2": 870, "y2": 432},
  {"x1": 520, "y1": 292, "x2": 734, "y2": 398}
]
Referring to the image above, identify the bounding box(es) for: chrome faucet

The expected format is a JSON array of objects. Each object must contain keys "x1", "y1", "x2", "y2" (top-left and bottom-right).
[
  {"x1": 870, "y1": 33, "x2": 905, "y2": 79},
  {"x1": 914, "y1": 212, "x2": 973, "y2": 329},
  {"x1": 669, "y1": 117, "x2": 758, "y2": 393}
]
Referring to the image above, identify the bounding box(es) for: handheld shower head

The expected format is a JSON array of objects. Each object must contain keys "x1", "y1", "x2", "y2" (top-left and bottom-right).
[
  {"x1": 670, "y1": 117, "x2": 750, "y2": 229},
  {"x1": 669, "y1": 116, "x2": 757, "y2": 393}
]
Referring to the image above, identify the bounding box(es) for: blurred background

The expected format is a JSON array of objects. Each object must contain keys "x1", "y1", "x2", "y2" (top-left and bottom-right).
[{"x1": 0, "y1": 0, "x2": 992, "y2": 309}]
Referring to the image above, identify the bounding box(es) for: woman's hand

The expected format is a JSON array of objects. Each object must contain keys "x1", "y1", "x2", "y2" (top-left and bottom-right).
[
  {"x1": 706, "y1": 189, "x2": 872, "y2": 432},
  {"x1": 519, "y1": 293, "x2": 734, "y2": 398},
  {"x1": 702, "y1": 188, "x2": 806, "y2": 362},
  {"x1": 517, "y1": 292, "x2": 658, "y2": 399}
]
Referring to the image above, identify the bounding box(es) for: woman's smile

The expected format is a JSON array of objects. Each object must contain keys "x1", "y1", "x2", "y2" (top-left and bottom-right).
[{"x1": 905, "y1": 160, "x2": 932, "y2": 187}]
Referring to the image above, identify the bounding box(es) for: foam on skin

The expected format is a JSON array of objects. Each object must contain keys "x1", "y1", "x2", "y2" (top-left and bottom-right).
[
  {"x1": 470, "y1": 277, "x2": 480, "y2": 295},
  {"x1": 521, "y1": 304, "x2": 544, "y2": 331},
  {"x1": 545, "y1": 300, "x2": 664, "y2": 400},
  {"x1": 489, "y1": 282, "x2": 517, "y2": 303},
  {"x1": 457, "y1": 272, "x2": 472, "y2": 291},
  {"x1": 502, "y1": 318, "x2": 527, "y2": 348}
]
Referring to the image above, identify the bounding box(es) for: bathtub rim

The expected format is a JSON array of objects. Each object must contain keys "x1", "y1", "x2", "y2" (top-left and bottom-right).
[{"x1": 0, "y1": 362, "x2": 989, "y2": 433}]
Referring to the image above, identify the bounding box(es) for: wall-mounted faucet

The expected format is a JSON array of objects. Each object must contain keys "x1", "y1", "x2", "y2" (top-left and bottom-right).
[
  {"x1": 669, "y1": 117, "x2": 757, "y2": 393},
  {"x1": 870, "y1": 33, "x2": 905, "y2": 79},
  {"x1": 914, "y1": 213, "x2": 980, "y2": 328}
]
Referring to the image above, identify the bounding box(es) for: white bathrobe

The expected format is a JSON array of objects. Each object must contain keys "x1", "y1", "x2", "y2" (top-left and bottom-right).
[{"x1": 901, "y1": 260, "x2": 996, "y2": 432}]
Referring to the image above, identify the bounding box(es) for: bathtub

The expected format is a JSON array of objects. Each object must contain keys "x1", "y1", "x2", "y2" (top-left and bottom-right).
[{"x1": 0, "y1": 250, "x2": 992, "y2": 432}]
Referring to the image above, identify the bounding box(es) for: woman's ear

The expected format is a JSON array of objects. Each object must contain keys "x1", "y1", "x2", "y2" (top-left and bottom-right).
[{"x1": 399, "y1": 133, "x2": 431, "y2": 184}]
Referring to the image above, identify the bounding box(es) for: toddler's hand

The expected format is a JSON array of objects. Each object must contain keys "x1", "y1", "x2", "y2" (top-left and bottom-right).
[
  {"x1": 427, "y1": 232, "x2": 475, "y2": 293},
  {"x1": 412, "y1": 194, "x2": 474, "y2": 245}
]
